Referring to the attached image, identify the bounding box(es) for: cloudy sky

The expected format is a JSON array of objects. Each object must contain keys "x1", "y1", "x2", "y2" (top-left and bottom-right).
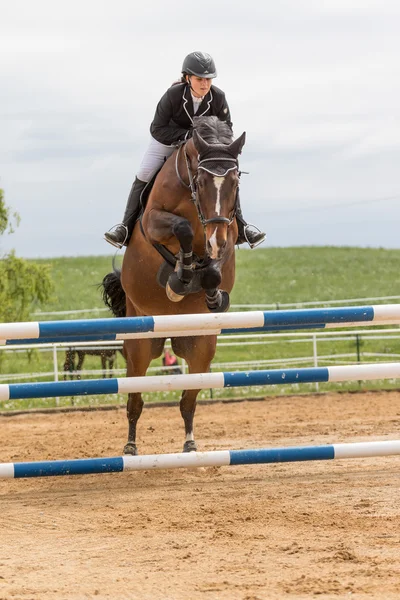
[{"x1": 1, "y1": 0, "x2": 399, "y2": 258}]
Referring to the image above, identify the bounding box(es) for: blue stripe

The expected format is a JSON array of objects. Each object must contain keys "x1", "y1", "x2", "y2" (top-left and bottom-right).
[
  {"x1": 39, "y1": 316, "x2": 155, "y2": 338},
  {"x1": 229, "y1": 446, "x2": 335, "y2": 465},
  {"x1": 262, "y1": 306, "x2": 374, "y2": 327},
  {"x1": 14, "y1": 457, "x2": 124, "y2": 478},
  {"x1": 6, "y1": 334, "x2": 117, "y2": 345},
  {"x1": 223, "y1": 367, "x2": 330, "y2": 388},
  {"x1": 8, "y1": 378, "x2": 119, "y2": 399},
  {"x1": 222, "y1": 323, "x2": 327, "y2": 334}
]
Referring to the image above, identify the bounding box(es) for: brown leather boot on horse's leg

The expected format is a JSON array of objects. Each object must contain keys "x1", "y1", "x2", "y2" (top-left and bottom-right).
[
  {"x1": 104, "y1": 177, "x2": 147, "y2": 248},
  {"x1": 235, "y1": 192, "x2": 266, "y2": 249}
]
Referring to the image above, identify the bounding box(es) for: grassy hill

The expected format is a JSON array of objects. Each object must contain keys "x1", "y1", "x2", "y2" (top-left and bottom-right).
[{"x1": 33, "y1": 247, "x2": 400, "y2": 316}]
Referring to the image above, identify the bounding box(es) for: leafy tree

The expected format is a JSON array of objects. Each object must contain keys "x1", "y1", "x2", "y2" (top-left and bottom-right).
[{"x1": 0, "y1": 188, "x2": 53, "y2": 323}]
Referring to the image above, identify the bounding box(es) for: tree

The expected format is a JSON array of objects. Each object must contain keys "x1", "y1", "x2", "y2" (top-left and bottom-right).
[{"x1": 0, "y1": 188, "x2": 53, "y2": 323}]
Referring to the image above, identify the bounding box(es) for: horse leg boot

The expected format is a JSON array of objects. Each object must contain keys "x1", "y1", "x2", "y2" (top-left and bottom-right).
[
  {"x1": 104, "y1": 177, "x2": 147, "y2": 249},
  {"x1": 201, "y1": 262, "x2": 230, "y2": 313},
  {"x1": 165, "y1": 218, "x2": 195, "y2": 302},
  {"x1": 235, "y1": 191, "x2": 266, "y2": 249}
]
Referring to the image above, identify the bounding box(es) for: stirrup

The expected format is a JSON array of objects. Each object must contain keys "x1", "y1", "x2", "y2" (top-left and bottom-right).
[
  {"x1": 104, "y1": 224, "x2": 129, "y2": 249},
  {"x1": 244, "y1": 224, "x2": 266, "y2": 249}
]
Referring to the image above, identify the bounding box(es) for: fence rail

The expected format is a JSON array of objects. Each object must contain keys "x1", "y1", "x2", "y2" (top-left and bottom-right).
[{"x1": 1, "y1": 328, "x2": 399, "y2": 394}]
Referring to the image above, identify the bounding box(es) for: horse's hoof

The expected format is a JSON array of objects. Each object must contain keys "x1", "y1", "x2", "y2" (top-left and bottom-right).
[
  {"x1": 123, "y1": 442, "x2": 138, "y2": 455},
  {"x1": 183, "y1": 440, "x2": 197, "y2": 453},
  {"x1": 166, "y1": 282, "x2": 185, "y2": 302},
  {"x1": 207, "y1": 290, "x2": 230, "y2": 313},
  {"x1": 166, "y1": 273, "x2": 191, "y2": 302}
]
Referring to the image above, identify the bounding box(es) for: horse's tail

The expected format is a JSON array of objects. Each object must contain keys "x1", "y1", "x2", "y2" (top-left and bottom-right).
[{"x1": 101, "y1": 267, "x2": 126, "y2": 318}]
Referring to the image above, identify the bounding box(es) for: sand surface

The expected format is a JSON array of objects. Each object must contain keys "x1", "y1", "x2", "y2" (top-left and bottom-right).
[{"x1": 1, "y1": 390, "x2": 400, "y2": 599}]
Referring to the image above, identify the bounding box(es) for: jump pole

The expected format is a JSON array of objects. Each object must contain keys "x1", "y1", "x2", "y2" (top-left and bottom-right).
[
  {"x1": 0, "y1": 363, "x2": 399, "y2": 401},
  {"x1": 1, "y1": 305, "x2": 400, "y2": 346},
  {"x1": 1, "y1": 440, "x2": 400, "y2": 478},
  {"x1": 3, "y1": 318, "x2": 400, "y2": 346}
]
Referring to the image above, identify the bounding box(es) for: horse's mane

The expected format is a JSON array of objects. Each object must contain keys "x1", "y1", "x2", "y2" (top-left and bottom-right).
[{"x1": 192, "y1": 116, "x2": 233, "y2": 145}]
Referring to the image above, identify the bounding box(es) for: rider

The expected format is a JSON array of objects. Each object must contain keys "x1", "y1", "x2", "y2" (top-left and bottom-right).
[{"x1": 104, "y1": 51, "x2": 266, "y2": 249}]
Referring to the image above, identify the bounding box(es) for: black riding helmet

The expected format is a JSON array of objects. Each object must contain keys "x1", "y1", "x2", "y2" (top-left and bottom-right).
[{"x1": 182, "y1": 52, "x2": 217, "y2": 78}]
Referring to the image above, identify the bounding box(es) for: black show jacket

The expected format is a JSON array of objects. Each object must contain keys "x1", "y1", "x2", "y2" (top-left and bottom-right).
[{"x1": 150, "y1": 82, "x2": 232, "y2": 145}]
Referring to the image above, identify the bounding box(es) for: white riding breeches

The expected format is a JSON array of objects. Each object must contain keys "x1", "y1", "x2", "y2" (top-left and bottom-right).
[{"x1": 136, "y1": 137, "x2": 176, "y2": 183}]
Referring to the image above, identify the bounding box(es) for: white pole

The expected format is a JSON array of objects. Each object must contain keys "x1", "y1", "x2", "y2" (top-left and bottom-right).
[
  {"x1": 312, "y1": 334, "x2": 319, "y2": 392},
  {"x1": 53, "y1": 345, "x2": 60, "y2": 406}
]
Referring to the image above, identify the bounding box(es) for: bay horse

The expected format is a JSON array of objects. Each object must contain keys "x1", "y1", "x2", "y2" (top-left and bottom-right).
[{"x1": 102, "y1": 116, "x2": 245, "y2": 455}]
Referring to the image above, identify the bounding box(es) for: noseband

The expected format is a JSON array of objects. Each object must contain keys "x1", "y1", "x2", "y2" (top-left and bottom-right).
[{"x1": 175, "y1": 143, "x2": 238, "y2": 227}]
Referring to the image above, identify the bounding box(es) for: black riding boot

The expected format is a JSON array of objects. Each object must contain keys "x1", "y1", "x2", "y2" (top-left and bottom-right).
[
  {"x1": 104, "y1": 178, "x2": 147, "y2": 248},
  {"x1": 236, "y1": 192, "x2": 266, "y2": 248}
]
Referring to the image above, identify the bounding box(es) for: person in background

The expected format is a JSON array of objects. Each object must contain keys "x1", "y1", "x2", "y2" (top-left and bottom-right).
[
  {"x1": 162, "y1": 348, "x2": 182, "y2": 375},
  {"x1": 104, "y1": 51, "x2": 266, "y2": 250}
]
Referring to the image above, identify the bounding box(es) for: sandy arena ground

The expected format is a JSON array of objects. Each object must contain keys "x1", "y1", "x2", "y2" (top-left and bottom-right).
[{"x1": 1, "y1": 390, "x2": 400, "y2": 600}]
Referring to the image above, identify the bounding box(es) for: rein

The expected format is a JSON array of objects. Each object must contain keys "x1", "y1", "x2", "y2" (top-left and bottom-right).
[{"x1": 175, "y1": 143, "x2": 238, "y2": 227}]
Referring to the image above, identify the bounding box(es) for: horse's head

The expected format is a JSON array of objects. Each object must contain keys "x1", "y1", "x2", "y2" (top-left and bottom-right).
[{"x1": 189, "y1": 120, "x2": 246, "y2": 260}]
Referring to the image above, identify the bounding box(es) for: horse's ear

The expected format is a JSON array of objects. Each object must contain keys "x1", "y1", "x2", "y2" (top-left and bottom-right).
[
  {"x1": 228, "y1": 132, "x2": 246, "y2": 157},
  {"x1": 192, "y1": 129, "x2": 210, "y2": 156}
]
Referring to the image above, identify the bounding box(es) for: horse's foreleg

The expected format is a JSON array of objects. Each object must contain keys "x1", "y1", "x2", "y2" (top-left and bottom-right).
[
  {"x1": 200, "y1": 261, "x2": 230, "y2": 313},
  {"x1": 145, "y1": 209, "x2": 194, "y2": 301}
]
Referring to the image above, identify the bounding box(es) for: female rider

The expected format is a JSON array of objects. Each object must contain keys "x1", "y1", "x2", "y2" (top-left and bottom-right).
[{"x1": 104, "y1": 51, "x2": 266, "y2": 249}]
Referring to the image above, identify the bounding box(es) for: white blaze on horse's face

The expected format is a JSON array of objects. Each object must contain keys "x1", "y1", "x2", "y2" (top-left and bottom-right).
[
  {"x1": 208, "y1": 227, "x2": 219, "y2": 260},
  {"x1": 213, "y1": 175, "x2": 225, "y2": 214},
  {"x1": 207, "y1": 175, "x2": 226, "y2": 259}
]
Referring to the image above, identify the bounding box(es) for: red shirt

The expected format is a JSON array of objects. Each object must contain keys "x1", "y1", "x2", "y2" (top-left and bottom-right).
[{"x1": 163, "y1": 350, "x2": 178, "y2": 367}]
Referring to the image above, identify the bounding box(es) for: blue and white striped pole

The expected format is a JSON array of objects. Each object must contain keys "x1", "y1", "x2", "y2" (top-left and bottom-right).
[
  {"x1": 0, "y1": 363, "x2": 399, "y2": 401},
  {"x1": 1, "y1": 440, "x2": 399, "y2": 478},
  {"x1": 1, "y1": 305, "x2": 399, "y2": 345}
]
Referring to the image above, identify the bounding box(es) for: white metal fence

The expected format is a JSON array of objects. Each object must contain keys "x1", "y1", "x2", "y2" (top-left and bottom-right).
[
  {"x1": 1, "y1": 328, "x2": 400, "y2": 393},
  {"x1": 1, "y1": 296, "x2": 397, "y2": 404}
]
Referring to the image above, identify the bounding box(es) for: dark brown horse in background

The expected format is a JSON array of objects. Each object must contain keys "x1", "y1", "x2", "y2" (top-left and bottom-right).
[
  {"x1": 63, "y1": 347, "x2": 125, "y2": 380},
  {"x1": 102, "y1": 116, "x2": 245, "y2": 455}
]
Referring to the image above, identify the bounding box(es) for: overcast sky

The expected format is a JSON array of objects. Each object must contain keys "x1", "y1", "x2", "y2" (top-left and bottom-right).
[{"x1": 1, "y1": 0, "x2": 399, "y2": 258}]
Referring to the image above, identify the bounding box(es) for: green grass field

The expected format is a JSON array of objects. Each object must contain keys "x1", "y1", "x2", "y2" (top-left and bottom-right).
[
  {"x1": 1, "y1": 247, "x2": 399, "y2": 411},
  {"x1": 32, "y1": 246, "x2": 400, "y2": 314}
]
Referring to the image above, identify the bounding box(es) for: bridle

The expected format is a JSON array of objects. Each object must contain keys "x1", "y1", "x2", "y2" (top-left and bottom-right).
[{"x1": 175, "y1": 143, "x2": 238, "y2": 227}]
